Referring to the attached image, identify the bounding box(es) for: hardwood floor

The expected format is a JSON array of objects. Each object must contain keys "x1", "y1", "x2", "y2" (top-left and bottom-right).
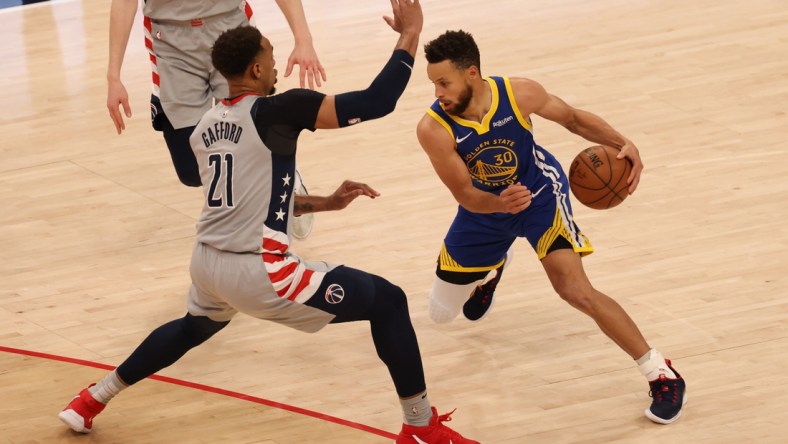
[{"x1": 2, "y1": 0, "x2": 788, "y2": 442}]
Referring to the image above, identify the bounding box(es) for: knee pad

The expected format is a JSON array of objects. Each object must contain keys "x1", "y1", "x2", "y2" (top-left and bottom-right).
[{"x1": 428, "y1": 278, "x2": 479, "y2": 324}]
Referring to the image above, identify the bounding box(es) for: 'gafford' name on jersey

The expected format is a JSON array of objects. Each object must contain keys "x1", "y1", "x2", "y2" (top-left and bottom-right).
[{"x1": 200, "y1": 122, "x2": 243, "y2": 148}]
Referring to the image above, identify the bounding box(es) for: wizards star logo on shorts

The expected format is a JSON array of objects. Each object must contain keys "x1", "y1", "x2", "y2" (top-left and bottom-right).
[
  {"x1": 325, "y1": 283, "x2": 345, "y2": 304},
  {"x1": 465, "y1": 145, "x2": 519, "y2": 187}
]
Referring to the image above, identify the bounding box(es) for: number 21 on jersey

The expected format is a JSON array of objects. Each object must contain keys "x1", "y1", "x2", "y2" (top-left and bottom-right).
[{"x1": 207, "y1": 153, "x2": 234, "y2": 208}]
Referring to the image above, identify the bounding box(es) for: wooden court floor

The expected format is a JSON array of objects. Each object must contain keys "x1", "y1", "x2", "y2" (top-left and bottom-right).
[{"x1": 2, "y1": 0, "x2": 788, "y2": 442}]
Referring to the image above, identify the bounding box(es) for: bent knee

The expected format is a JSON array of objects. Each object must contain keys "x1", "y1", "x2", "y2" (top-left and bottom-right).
[
  {"x1": 428, "y1": 297, "x2": 460, "y2": 324},
  {"x1": 428, "y1": 277, "x2": 479, "y2": 324}
]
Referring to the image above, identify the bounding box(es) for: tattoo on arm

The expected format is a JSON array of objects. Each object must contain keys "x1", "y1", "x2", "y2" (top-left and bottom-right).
[{"x1": 293, "y1": 201, "x2": 314, "y2": 216}]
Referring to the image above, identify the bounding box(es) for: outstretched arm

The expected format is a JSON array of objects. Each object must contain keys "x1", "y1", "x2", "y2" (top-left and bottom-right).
[
  {"x1": 512, "y1": 78, "x2": 644, "y2": 193},
  {"x1": 107, "y1": 0, "x2": 138, "y2": 135},
  {"x1": 313, "y1": 0, "x2": 423, "y2": 129},
  {"x1": 274, "y1": 0, "x2": 326, "y2": 89},
  {"x1": 293, "y1": 180, "x2": 380, "y2": 216},
  {"x1": 416, "y1": 115, "x2": 532, "y2": 214}
]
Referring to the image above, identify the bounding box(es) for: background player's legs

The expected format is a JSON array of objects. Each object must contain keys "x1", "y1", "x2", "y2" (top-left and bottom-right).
[
  {"x1": 159, "y1": 113, "x2": 201, "y2": 187},
  {"x1": 59, "y1": 314, "x2": 229, "y2": 433}
]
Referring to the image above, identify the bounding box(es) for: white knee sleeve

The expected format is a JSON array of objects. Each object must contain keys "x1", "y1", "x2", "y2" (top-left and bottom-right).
[{"x1": 428, "y1": 278, "x2": 480, "y2": 324}]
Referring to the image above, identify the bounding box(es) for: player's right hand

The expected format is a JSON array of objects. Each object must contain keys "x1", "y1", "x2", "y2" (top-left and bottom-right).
[
  {"x1": 107, "y1": 78, "x2": 131, "y2": 134},
  {"x1": 383, "y1": 0, "x2": 423, "y2": 35},
  {"x1": 499, "y1": 182, "x2": 531, "y2": 214}
]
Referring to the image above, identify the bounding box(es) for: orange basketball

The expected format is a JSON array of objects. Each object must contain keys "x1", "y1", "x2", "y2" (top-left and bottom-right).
[{"x1": 568, "y1": 145, "x2": 632, "y2": 210}]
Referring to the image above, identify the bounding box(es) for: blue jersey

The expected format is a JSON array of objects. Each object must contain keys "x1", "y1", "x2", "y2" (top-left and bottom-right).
[
  {"x1": 428, "y1": 76, "x2": 558, "y2": 203},
  {"x1": 427, "y1": 76, "x2": 592, "y2": 270}
]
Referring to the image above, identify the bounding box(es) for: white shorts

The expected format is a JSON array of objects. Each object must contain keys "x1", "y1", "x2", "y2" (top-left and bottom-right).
[{"x1": 187, "y1": 242, "x2": 337, "y2": 333}]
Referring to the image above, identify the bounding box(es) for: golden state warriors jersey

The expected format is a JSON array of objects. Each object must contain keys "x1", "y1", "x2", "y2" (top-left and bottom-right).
[
  {"x1": 427, "y1": 76, "x2": 559, "y2": 205},
  {"x1": 428, "y1": 77, "x2": 593, "y2": 267}
]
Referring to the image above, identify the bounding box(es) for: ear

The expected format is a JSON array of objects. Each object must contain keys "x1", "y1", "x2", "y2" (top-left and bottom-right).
[
  {"x1": 250, "y1": 63, "x2": 261, "y2": 80},
  {"x1": 467, "y1": 66, "x2": 480, "y2": 80}
]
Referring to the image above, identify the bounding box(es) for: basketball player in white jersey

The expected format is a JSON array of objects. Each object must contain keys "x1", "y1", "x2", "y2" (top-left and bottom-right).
[
  {"x1": 61, "y1": 2, "x2": 478, "y2": 442},
  {"x1": 107, "y1": 0, "x2": 322, "y2": 237}
]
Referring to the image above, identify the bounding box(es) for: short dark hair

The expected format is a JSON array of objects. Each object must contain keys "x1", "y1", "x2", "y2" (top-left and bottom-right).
[
  {"x1": 211, "y1": 25, "x2": 264, "y2": 78},
  {"x1": 424, "y1": 30, "x2": 481, "y2": 71}
]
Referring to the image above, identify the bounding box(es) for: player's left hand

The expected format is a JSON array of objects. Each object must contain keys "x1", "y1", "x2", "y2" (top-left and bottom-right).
[
  {"x1": 327, "y1": 180, "x2": 380, "y2": 211},
  {"x1": 616, "y1": 140, "x2": 644, "y2": 194},
  {"x1": 286, "y1": 42, "x2": 327, "y2": 90}
]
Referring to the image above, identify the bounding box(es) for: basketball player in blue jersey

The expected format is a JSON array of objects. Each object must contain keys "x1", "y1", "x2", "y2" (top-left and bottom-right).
[
  {"x1": 60, "y1": 3, "x2": 477, "y2": 443},
  {"x1": 107, "y1": 0, "x2": 322, "y2": 237},
  {"x1": 417, "y1": 30, "x2": 687, "y2": 425}
]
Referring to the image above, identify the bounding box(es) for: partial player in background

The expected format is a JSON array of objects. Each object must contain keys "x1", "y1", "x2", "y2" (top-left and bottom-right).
[
  {"x1": 416, "y1": 29, "x2": 686, "y2": 424},
  {"x1": 107, "y1": 0, "x2": 323, "y2": 235},
  {"x1": 61, "y1": 3, "x2": 478, "y2": 443}
]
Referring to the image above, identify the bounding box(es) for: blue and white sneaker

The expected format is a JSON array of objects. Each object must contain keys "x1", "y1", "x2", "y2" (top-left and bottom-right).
[{"x1": 645, "y1": 359, "x2": 687, "y2": 424}]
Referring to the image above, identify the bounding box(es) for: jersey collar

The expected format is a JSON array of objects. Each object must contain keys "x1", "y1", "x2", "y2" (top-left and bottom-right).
[{"x1": 221, "y1": 93, "x2": 260, "y2": 106}]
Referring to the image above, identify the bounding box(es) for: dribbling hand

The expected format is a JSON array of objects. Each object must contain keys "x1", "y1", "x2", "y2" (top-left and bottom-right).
[{"x1": 615, "y1": 140, "x2": 644, "y2": 194}]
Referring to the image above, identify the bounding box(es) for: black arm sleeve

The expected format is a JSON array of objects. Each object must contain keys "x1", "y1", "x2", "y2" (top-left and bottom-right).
[{"x1": 334, "y1": 49, "x2": 414, "y2": 127}]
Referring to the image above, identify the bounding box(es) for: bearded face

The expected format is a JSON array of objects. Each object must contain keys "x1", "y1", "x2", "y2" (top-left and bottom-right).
[{"x1": 447, "y1": 81, "x2": 473, "y2": 115}]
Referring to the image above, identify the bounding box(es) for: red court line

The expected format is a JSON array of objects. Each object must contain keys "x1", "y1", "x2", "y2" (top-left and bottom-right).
[{"x1": 0, "y1": 345, "x2": 398, "y2": 440}]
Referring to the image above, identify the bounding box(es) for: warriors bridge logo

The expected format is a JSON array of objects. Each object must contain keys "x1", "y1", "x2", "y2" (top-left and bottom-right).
[{"x1": 463, "y1": 139, "x2": 519, "y2": 187}]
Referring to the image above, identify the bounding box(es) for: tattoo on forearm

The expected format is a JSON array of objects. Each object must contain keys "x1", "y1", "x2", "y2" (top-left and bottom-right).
[{"x1": 293, "y1": 201, "x2": 314, "y2": 216}]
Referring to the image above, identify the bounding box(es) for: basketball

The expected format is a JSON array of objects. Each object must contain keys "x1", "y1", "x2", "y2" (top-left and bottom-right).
[{"x1": 568, "y1": 145, "x2": 632, "y2": 210}]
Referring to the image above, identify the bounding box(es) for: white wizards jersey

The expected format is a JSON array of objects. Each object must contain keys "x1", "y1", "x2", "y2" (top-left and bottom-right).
[{"x1": 190, "y1": 89, "x2": 328, "y2": 302}]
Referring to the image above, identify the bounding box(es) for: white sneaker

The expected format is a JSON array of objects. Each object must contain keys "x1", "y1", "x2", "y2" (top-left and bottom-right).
[{"x1": 290, "y1": 169, "x2": 314, "y2": 240}]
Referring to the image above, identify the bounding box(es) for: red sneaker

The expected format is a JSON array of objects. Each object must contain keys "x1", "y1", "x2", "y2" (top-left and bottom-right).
[
  {"x1": 58, "y1": 385, "x2": 106, "y2": 433},
  {"x1": 396, "y1": 407, "x2": 479, "y2": 444}
]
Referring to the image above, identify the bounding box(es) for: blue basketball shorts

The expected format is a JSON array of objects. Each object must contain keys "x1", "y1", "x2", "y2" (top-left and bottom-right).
[{"x1": 438, "y1": 177, "x2": 594, "y2": 273}]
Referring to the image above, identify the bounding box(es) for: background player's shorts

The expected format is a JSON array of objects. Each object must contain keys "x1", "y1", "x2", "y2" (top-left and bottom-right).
[
  {"x1": 439, "y1": 173, "x2": 594, "y2": 273},
  {"x1": 187, "y1": 242, "x2": 336, "y2": 332},
  {"x1": 147, "y1": 6, "x2": 252, "y2": 130}
]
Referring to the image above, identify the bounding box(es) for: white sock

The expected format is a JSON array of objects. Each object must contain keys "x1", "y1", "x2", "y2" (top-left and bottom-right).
[
  {"x1": 400, "y1": 391, "x2": 433, "y2": 427},
  {"x1": 88, "y1": 370, "x2": 127, "y2": 404},
  {"x1": 636, "y1": 349, "x2": 677, "y2": 380}
]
